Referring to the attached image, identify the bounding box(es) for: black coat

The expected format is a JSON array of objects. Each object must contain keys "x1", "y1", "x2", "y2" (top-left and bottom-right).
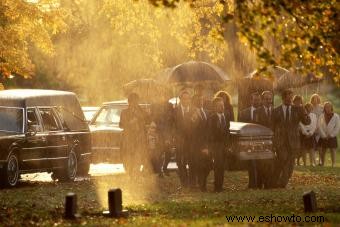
[
  {"x1": 225, "y1": 105, "x2": 235, "y2": 122},
  {"x1": 150, "y1": 102, "x2": 174, "y2": 138},
  {"x1": 192, "y1": 108, "x2": 209, "y2": 151},
  {"x1": 208, "y1": 113, "x2": 230, "y2": 144},
  {"x1": 272, "y1": 105, "x2": 310, "y2": 150},
  {"x1": 173, "y1": 105, "x2": 197, "y2": 140},
  {"x1": 238, "y1": 107, "x2": 256, "y2": 123},
  {"x1": 255, "y1": 106, "x2": 273, "y2": 129}
]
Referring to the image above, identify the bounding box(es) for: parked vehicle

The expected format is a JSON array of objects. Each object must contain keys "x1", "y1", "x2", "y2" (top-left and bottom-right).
[
  {"x1": 89, "y1": 100, "x2": 150, "y2": 164},
  {"x1": 90, "y1": 99, "x2": 274, "y2": 173},
  {"x1": 82, "y1": 106, "x2": 100, "y2": 122},
  {"x1": 0, "y1": 89, "x2": 91, "y2": 187}
]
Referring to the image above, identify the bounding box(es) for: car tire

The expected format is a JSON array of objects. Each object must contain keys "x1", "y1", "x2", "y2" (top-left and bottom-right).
[
  {"x1": 78, "y1": 161, "x2": 90, "y2": 177},
  {"x1": 51, "y1": 150, "x2": 78, "y2": 182},
  {"x1": 0, "y1": 152, "x2": 20, "y2": 187}
]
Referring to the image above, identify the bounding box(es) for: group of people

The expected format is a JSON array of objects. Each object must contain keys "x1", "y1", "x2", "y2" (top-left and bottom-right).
[
  {"x1": 292, "y1": 94, "x2": 340, "y2": 168},
  {"x1": 119, "y1": 88, "x2": 339, "y2": 192}
]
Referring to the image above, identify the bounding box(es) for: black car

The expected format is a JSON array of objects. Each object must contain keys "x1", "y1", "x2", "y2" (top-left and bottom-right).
[
  {"x1": 89, "y1": 100, "x2": 150, "y2": 164},
  {"x1": 0, "y1": 89, "x2": 91, "y2": 187}
]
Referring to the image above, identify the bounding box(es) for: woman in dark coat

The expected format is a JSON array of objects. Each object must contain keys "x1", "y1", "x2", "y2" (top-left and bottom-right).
[{"x1": 214, "y1": 91, "x2": 234, "y2": 122}]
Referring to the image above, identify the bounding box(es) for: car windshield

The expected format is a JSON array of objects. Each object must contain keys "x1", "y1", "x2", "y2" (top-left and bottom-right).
[
  {"x1": 93, "y1": 106, "x2": 122, "y2": 125},
  {"x1": 0, "y1": 107, "x2": 24, "y2": 133}
]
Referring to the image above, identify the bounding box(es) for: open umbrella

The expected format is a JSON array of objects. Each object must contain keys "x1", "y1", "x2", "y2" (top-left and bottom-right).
[
  {"x1": 160, "y1": 61, "x2": 230, "y2": 84},
  {"x1": 123, "y1": 79, "x2": 171, "y2": 103},
  {"x1": 275, "y1": 72, "x2": 322, "y2": 91}
]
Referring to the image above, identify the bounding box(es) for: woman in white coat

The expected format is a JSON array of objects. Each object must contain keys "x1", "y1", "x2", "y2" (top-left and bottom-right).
[
  {"x1": 318, "y1": 102, "x2": 340, "y2": 167},
  {"x1": 299, "y1": 103, "x2": 317, "y2": 166},
  {"x1": 310, "y1": 94, "x2": 323, "y2": 164}
]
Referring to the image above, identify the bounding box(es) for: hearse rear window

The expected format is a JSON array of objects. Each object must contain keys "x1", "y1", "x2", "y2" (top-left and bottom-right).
[
  {"x1": 0, "y1": 107, "x2": 23, "y2": 133},
  {"x1": 39, "y1": 108, "x2": 62, "y2": 131}
]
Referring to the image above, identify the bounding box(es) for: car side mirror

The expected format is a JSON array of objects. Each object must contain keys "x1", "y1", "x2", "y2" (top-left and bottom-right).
[{"x1": 26, "y1": 125, "x2": 38, "y2": 137}]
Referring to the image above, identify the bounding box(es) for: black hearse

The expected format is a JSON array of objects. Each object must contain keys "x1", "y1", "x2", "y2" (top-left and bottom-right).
[{"x1": 0, "y1": 89, "x2": 91, "y2": 187}]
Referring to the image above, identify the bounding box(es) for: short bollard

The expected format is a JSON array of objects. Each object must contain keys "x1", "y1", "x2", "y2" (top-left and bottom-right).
[
  {"x1": 303, "y1": 190, "x2": 317, "y2": 213},
  {"x1": 64, "y1": 192, "x2": 80, "y2": 219},
  {"x1": 103, "y1": 188, "x2": 129, "y2": 218}
]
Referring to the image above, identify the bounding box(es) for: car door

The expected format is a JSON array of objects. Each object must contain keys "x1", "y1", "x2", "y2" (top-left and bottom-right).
[
  {"x1": 38, "y1": 107, "x2": 69, "y2": 168},
  {"x1": 90, "y1": 105, "x2": 123, "y2": 162},
  {"x1": 21, "y1": 107, "x2": 48, "y2": 170}
]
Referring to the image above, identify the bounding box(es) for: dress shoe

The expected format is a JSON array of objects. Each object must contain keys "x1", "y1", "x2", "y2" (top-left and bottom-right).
[
  {"x1": 214, "y1": 188, "x2": 225, "y2": 193},
  {"x1": 200, "y1": 186, "x2": 207, "y2": 192}
]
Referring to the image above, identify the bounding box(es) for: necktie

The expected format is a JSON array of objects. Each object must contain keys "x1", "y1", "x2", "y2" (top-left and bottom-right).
[
  {"x1": 200, "y1": 108, "x2": 206, "y2": 120},
  {"x1": 221, "y1": 114, "x2": 226, "y2": 128},
  {"x1": 285, "y1": 106, "x2": 290, "y2": 122}
]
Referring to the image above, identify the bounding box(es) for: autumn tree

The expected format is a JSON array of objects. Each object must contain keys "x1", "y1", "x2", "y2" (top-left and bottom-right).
[
  {"x1": 0, "y1": 0, "x2": 66, "y2": 79},
  {"x1": 37, "y1": 0, "x2": 231, "y2": 102},
  {"x1": 150, "y1": 0, "x2": 340, "y2": 85}
]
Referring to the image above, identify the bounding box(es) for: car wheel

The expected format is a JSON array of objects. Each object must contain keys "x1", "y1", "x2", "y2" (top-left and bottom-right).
[
  {"x1": 0, "y1": 153, "x2": 20, "y2": 187},
  {"x1": 52, "y1": 150, "x2": 78, "y2": 182},
  {"x1": 78, "y1": 161, "x2": 90, "y2": 176}
]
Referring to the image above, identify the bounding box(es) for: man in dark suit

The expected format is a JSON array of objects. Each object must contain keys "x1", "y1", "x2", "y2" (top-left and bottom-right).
[
  {"x1": 209, "y1": 97, "x2": 230, "y2": 192},
  {"x1": 238, "y1": 92, "x2": 262, "y2": 188},
  {"x1": 272, "y1": 89, "x2": 310, "y2": 188},
  {"x1": 173, "y1": 91, "x2": 196, "y2": 187},
  {"x1": 238, "y1": 92, "x2": 261, "y2": 123},
  {"x1": 255, "y1": 91, "x2": 274, "y2": 129},
  {"x1": 150, "y1": 94, "x2": 174, "y2": 176},
  {"x1": 191, "y1": 95, "x2": 211, "y2": 191},
  {"x1": 254, "y1": 91, "x2": 274, "y2": 188}
]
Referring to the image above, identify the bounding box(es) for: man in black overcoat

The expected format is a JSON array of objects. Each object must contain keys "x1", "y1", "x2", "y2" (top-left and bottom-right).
[
  {"x1": 254, "y1": 91, "x2": 274, "y2": 188},
  {"x1": 272, "y1": 89, "x2": 310, "y2": 188},
  {"x1": 173, "y1": 91, "x2": 196, "y2": 187},
  {"x1": 238, "y1": 92, "x2": 262, "y2": 188},
  {"x1": 191, "y1": 95, "x2": 211, "y2": 191},
  {"x1": 208, "y1": 97, "x2": 230, "y2": 192}
]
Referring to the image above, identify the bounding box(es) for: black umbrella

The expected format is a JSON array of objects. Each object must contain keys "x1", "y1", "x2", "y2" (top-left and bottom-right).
[
  {"x1": 275, "y1": 72, "x2": 322, "y2": 91},
  {"x1": 123, "y1": 79, "x2": 171, "y2": 103},
  {"x1": 162, "y1": 61, "x2": 230, "y2": 84}
]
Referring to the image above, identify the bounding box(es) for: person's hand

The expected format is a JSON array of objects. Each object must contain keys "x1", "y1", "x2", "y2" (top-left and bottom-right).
[{"x1": 201, "y1": 148, "x2": 209, "y2": 155}]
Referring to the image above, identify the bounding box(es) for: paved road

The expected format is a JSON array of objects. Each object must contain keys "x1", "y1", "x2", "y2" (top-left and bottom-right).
[{"x1": 20, "y1": 163, "x2": 177, "y2": 182}]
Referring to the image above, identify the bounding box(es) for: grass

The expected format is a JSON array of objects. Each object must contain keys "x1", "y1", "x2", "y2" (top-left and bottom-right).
[{"x1": 0, "y1": 151, "x2": 339, "y2": 226}]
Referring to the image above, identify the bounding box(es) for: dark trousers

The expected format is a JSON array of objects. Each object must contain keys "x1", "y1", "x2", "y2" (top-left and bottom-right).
[
  {"x1": 176, "y1": 139, "x2": 191, "y2": 186},
  {"x1": 274, "y1": 144, "x2": 296, "y2": 188},
  {"x1": 197, "y1": 153, "x2": 212, "y2": 190},
  {"x1": 211, "y1": 142, "x2": 226, "y2": 191},
  {"x1": 248, "y1": 160, "x2": 258, "y2": 189},
  {"x1": 248, "y1": 160, "x2": 272, "y2": 189}
]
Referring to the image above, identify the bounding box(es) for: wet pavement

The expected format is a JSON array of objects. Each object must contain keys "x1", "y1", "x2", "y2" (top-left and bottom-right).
[{"x1": 20, "y1": 163, "x2": 177, "y2": 182}]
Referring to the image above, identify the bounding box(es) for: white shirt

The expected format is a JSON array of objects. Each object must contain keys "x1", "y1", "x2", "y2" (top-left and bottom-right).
[
  {"x1": 250, "y1": 106, "x2": 256, "y2": 121},
  {"x1": 181, "y1": 104, "x2": 189, "y2": 117},
  {"x1": 217, "y1": 113, "x2": 225, "y2": 124},
  {"x1": 282, "y1": 105, "x2": 291, "y2": 121},
  {"x1": 299, "y1": 112, "x2": 317, "y2": 136},
  {"x1": 199, "y1": 108, "x2": 207, "y2": 120}
]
